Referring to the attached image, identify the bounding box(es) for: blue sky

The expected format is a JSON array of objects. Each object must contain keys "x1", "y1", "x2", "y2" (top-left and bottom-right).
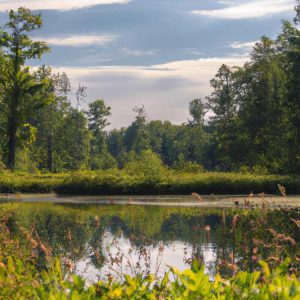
[{"x1": 0, "y1": 0, "x2": 296, "y2": 127}]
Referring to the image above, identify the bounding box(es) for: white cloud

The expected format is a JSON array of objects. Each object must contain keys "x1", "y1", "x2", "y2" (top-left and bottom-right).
[
  {"x1": 230, "y1": 40, "x2": 258, "y2": 50},
  {"x1": 33, "y1": 35, "x2": 118, "y2": 47},
  {"x1": 122, "y1": 48, "x2": 158, "y2": 57},
  {"x1": 0, "y1": 0, "x2": 130, "y2": 11},
  {"x1": 191, "y1": 0, "x2": 294, "y2": 19},
  {"x1": 184, "y1": 48, "x2": 203, "y2": 56},
  {"x1": 46, "y1": 56, "x2": 248, "y2": 128}
]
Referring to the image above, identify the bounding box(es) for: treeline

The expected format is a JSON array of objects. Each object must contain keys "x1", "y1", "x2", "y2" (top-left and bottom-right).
[{"x1": 0, "y1": 6, "x2": 299, "y2": 174}]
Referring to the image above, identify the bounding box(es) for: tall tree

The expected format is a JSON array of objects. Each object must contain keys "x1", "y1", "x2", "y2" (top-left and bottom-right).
[
  {"x1": 295, "y1": 0, "x2": 300, "y2": 24},
  {"x1": 86, "y1": 99, "x2": 113, "y2": 170},
  {"x1": 124, "y1": 105, "x2": 150, "y2": 154},
  {"x1": 206, "y1": 64, "x2": 239, "y2": 170},
  {"x1": 188, "y1": 99, "x2": 207, "y2": 126},
  {"x1": 237, "y1": 37, "x2": 288, "y2": 171},
  {"x1": 86, "y1": 99, "x2": 111, "y2": 136},
  {"x1": 0, "y1": 8, "x2": 50, "y2": 169},
  {"x1": 32, "y1": 68, "x2": 71, "y2": 171},
  {"x1": 57, "y1": 109, "x2": 90, "y2": 170},
  {"x1": 278, "y1": 20, "x2": 300, "y2": 172}
]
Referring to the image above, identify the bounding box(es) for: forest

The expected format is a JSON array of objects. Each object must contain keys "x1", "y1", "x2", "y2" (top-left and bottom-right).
[{"x1": 0, "y1": 5, "x2": 299, "y2": 176}]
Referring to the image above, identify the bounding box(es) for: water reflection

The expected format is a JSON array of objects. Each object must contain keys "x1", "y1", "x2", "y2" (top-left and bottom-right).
[
  {"x1": 76, "y1": 232, "x2": 217, "y2": 282},
  {"x1": 8, "y1": 203, "x2": 299, "y2": 282}
]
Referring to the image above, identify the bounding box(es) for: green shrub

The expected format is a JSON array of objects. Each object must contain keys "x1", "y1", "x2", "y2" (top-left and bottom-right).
[
  {"x1": 0, "y1": 170, "x2": 300, "y2": 195},
  {"x1": 124, "y1": 150, "x2": 167, "y2": 180}
]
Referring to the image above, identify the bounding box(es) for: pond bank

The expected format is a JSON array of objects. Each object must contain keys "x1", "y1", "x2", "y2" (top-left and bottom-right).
[
  {"x1": 1, "y1": 171, "x2": 300, "y2": 195},
  {"x1": 1, "y1": 193, "x2": 300, "y2": 207}
]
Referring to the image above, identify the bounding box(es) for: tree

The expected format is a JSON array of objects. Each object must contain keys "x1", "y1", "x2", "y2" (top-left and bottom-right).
[
  {"x1": 75, "y1": 84, "x2": 87, "y2": 110},
  {"x1": 86, "y1": 99, "x2": 112, "y2": 170},
  {"x1": 124, "y1": 105, "x2": 150, "y2": 154},
  {"x1": 107, "y1": 128, "x2": 127, "y2": 166},
  {"x1": 124, "y1": 149, "x2": 166, "y2": 181},
  {"x1": 32, "y1": 67, "x2": 71, "y2": 171},
  {"x1": 206, "y1": 64, "x2": 239, "y2": 170},
  {"x1": 277, "y1": 20, "x2": 300, "y2": 172},
  {"x1": 86, "y1": 99, "x2": 111, "y2": 136},
  {"x1": 57, "y1": 109, "x2": 90, "y2": 170},
  {"x1": 0, "y1": 51, "x2": 7, "y2": 162},
  {"x1": 295, "y1": 0, "x2": 300, "y2": 24},
  {"x1": 237, "y1": 37, "x2": 288, "y2": 171},
  {"x1": 0, "y1": 8, "x2": 50, "y2": 169},
  {"x1": 188, "y1": 99, "x2": 207, "y2": 126}
]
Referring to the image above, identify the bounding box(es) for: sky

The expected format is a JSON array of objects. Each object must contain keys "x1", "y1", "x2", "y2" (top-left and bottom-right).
[{"x1": 0, "y1": 0, "x2": 297, "y2": 128}]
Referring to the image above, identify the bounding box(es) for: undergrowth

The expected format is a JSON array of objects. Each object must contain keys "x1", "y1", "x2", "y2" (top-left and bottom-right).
[{"x1": 0, "y1": 170, "x2": 299, "y2": 195}]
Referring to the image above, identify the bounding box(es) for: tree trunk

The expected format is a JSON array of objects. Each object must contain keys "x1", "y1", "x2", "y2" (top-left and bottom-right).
[
  {"x1": 47, "y1": 134, "x2": 53, "y2": 172},
  {"x1": 7, "y1": 38, "x2": 20, "y2": 171},
  {"x1": 8, "y1": 115, "x2": 17, "y2": 170}
]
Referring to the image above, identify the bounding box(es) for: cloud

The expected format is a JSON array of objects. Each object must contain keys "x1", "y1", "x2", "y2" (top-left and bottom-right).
[
  {"x1": 122, "y1": 48, "x2": 158, "y2": 57},
  {"x1": 0, "y1": 0, "x2": 130, "y2": 11},
  {"x1": 230, "y1": 40, "x2": 258, "y2": 50},
  {"x1": 46, "y1": 56, "x2": 248, "y2": 128},
  {"x1": 32, "y1": 35, "x2": 118, "y2": 47},
  {"x1": 191, "y1": 0, "x2": 294, "y2": 19},
  {"x1": 184, "y1": 48, "x2": 203, "y2": 56}
]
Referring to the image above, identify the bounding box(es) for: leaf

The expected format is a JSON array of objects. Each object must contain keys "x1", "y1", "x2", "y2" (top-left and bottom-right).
[{"x1": 259, "y1": 261, "x2": 270, "y2": 280}]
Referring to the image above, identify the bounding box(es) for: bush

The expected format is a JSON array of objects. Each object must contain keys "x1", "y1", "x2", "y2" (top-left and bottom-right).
[
  {"x1": 0, "y1": 170, "x2": 300, "y2": 195},
  {"x1": 89, "y1": 151, "x2": 118, "y2": 171},
  {"x1": 124, "y1": 150, "x2": 166, "y2": 180}
]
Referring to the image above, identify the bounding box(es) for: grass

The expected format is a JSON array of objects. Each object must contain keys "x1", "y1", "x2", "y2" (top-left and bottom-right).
[{"x1": 0, "y1": 169, "x2": 299, "y2": 195}]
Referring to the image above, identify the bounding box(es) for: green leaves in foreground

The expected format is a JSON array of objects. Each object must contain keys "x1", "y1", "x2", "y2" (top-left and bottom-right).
[{"x1": 0, "y1": 256, "x2": 299, "y2": 299}]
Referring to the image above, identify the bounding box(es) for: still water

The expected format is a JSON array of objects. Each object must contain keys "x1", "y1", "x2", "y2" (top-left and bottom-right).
[{"x1": 7, "y1": 202, "x2": 299, "y2": 282}]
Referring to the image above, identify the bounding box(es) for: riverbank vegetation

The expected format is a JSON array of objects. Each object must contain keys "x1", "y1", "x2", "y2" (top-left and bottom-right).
[
  {"x1": 1, "y1": 168, "x2": 299, "y2": 194},
  {"x1": 0, "y1": 4, "x2": 300, "y2": 176},
  {"x1": 0, "y1": 203, "x2": 299, "y2": 298}
]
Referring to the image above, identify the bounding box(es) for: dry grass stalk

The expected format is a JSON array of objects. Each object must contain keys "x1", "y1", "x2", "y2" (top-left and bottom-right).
[{"x1": 191, "y1": 193, "x2": 203, "y2": 201}]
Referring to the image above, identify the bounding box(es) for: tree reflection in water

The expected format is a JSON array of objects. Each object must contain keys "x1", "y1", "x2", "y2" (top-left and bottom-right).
[{"x1": 7, "y1": 203, "x2": 300, "y2": 282}]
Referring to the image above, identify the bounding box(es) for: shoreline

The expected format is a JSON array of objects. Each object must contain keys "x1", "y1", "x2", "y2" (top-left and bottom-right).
[{"x1": 1, "y1": 194, "x2": 299, "y2": 208}]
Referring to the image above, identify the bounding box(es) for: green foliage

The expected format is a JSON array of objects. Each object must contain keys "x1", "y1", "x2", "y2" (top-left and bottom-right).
[
  {"x1": 86, "y1": 99, "x2": 111, "y2": 135},
  {"x1": 57, "y1": 109, "x2": 90, "y2": 170},
  {"x1": 0, "y1": 255, "x2": 299, "y2": 299},
  {"x1": 0, "y1": 170, "x2": 297, "y2": 195},
  {"x1": 124, "y1": 149, "x2": 166, "y2": 180},
  {"x1": 205, "y1": 19, "x2": 300, "y2": 173},
  {"x1": 174, "y1": 154, "x2": 205, "y2": 173},
  {"x1": 188, "y1": 98, "x2": 208, "y2": 126},
  {"x1": 0, "y1": 8, "x2": 50, "y2": 169},
  {"x1": 0, "y1": 7, "x2": 299, "y2": 174},
  {"x1": 89, "y1": 150, "x2": 118, "y2": 171},
  {"x1": 0, "y1": 150, "x2": 6, "y2": 172}
]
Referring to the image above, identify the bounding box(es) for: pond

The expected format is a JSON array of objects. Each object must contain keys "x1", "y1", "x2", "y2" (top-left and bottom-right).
[{"x1": 4, "y1": 202, "x2": 299, "y2": 283}]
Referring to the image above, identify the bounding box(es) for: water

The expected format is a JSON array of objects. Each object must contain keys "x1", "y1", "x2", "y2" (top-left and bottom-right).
[
  {"x1": 5, "y1": 202, "x2": 299, "y2": 283},
  {"x1": 75, "y1": 231, "x2": 218, "y2": 282}
]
